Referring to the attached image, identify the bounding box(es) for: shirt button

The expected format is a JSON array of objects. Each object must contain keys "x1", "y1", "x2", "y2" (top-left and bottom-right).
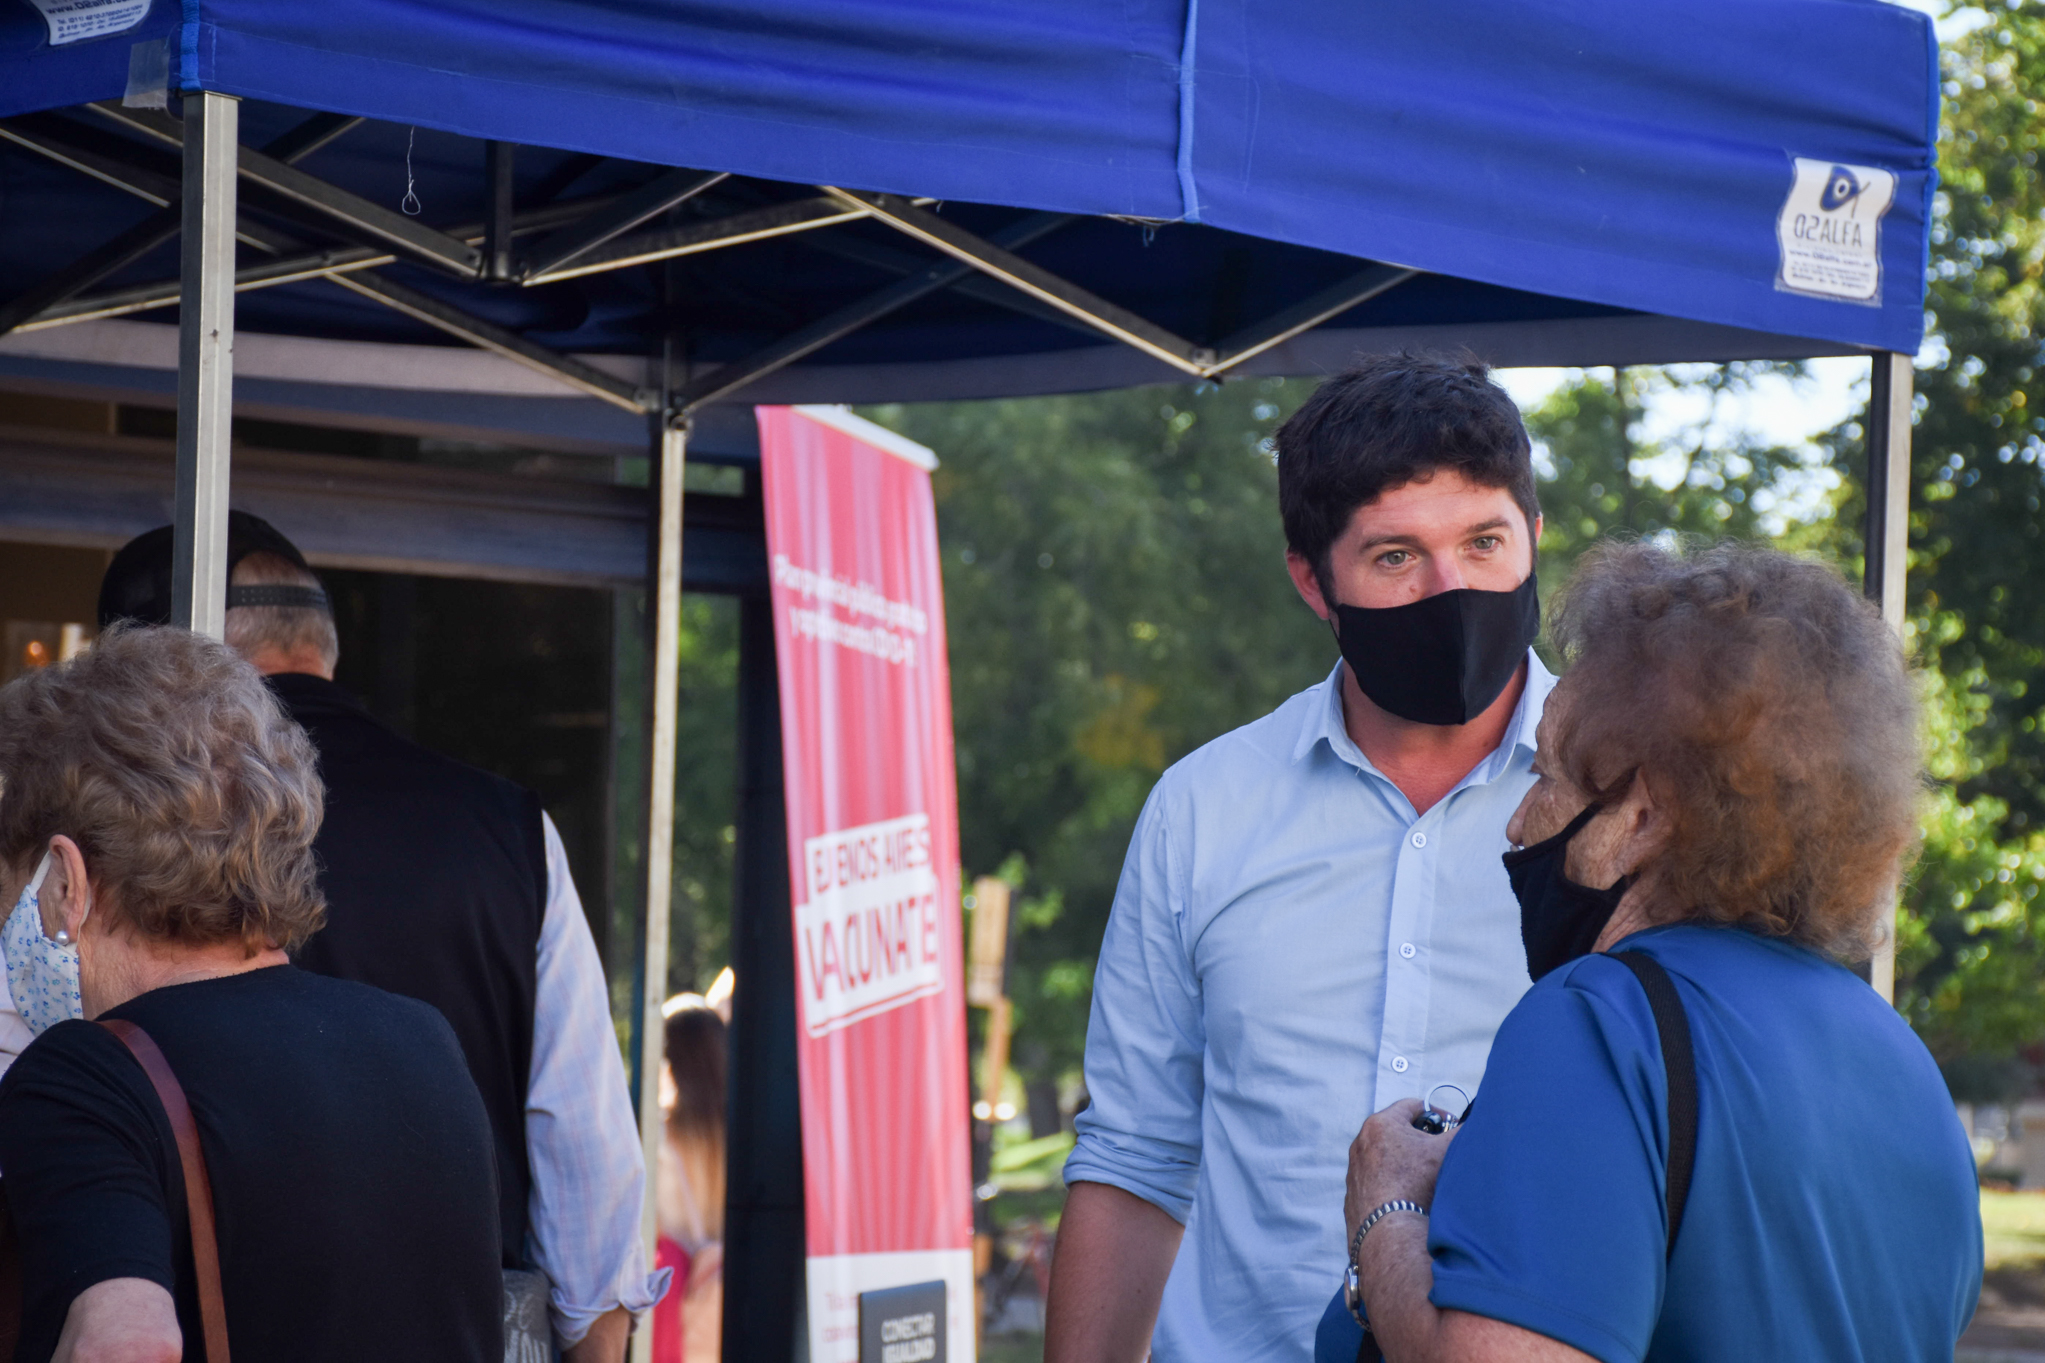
[
  {"x1": 1410, "y1": 831, "x2": 1427, "y2": 849},
  {"x1": 1399, "y1": 943, "x2": 1416, "y2": 959},
  {"x1": 1391, "y1": 1056, "x2": 1410, "y2": 1073}
]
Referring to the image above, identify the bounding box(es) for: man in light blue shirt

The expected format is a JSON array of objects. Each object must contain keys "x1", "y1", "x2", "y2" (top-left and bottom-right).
[{"x1": 1046, "y1": 354, "x2": 1553, "y2": 1363}]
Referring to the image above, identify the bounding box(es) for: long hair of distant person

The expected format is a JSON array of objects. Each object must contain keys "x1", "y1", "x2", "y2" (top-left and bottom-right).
[{"x1": 663, "y1": 1003, "x2": 728, "y2": 1246}]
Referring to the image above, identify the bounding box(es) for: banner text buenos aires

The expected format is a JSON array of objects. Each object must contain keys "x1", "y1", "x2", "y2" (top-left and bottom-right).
[{"x1": 795, "y1": 813, "x2": 944, "y2": 1036}]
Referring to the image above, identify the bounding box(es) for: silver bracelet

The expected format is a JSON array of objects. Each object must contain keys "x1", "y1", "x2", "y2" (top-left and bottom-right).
[{"x1": 1344, "y1": 1199, "x2": 1429, "y2": 1328}]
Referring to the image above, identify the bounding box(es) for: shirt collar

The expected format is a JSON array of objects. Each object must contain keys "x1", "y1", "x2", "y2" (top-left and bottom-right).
[
  {"x1": 264, "y1": 670, "x2": 370, "y2": 720},
  {"x1": 1293, "y1": 650, "x2": 1556, "y2": 785}
]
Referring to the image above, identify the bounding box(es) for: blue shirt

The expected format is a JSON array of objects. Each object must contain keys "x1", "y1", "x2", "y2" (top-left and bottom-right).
[
  {"x1": 529, "y1": 815, "x2": 670, "y2": 1342},
  {"x1": 1418, "y1": 924, "x2": 1981, "y2": 1362},
  {"x1": 1066, "y1": 656, "x2": 1554, "y2": 1362}
]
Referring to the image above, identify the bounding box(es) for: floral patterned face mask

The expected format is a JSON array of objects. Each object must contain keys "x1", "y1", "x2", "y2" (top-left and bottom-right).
[{"x1": 5, "y1": 851, "x2": 85, "y2": 1035}]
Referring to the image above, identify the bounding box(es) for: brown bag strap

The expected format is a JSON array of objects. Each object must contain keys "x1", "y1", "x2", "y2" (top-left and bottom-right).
[{"x1": 98, "y1": 1019, "x2": 231, "y2": 1363}]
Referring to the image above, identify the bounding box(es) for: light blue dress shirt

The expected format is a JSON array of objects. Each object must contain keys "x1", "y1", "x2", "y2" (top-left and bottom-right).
[
  {"x1": 531, "y1": 814, "x2": 671, "y2": 1343},
  {"x1": 1065, "y1": 655, "x2": 1554, "y2": 1363}
]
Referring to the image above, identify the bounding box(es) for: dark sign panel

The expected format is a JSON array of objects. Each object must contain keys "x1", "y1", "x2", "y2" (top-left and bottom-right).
[{"x1": 858, "y1": 1280, "x2": 946, "y2": 1363}]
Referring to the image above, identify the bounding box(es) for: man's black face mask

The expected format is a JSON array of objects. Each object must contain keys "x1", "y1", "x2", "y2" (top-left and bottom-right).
[
  {"x1": 1330, "y1": 571, "x2": 1539, "y2": 726},
  {"x1": 1503, "y1": 800, "x2": 1632, "y2": 981}
]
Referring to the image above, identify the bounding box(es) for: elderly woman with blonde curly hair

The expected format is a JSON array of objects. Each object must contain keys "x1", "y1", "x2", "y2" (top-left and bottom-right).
[
  {"x1": 0, "y1": 626, "x2": 503, "y2": 1363},
  {"x1": 1321, "y1": 542, "x2": 1982, "y2": 1363}
]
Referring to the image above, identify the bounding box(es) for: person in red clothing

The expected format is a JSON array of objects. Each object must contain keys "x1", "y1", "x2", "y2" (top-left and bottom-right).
[{"x1": 653, "y1": 996, "x2": 728, "y2": 1363}]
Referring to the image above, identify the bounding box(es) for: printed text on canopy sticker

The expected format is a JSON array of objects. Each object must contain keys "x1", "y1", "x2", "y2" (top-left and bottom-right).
[{"x1": 1776, "y1": 157, "x2": 1897, "y2": 304}]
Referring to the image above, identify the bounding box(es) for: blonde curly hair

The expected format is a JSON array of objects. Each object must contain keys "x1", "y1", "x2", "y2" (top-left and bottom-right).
[
  {"x1": 0, "y1": 623, "x2": 327, "y2": 954},
  {"x1": 1548, "y1": 541, "x2": 1921, "y2": 961}
]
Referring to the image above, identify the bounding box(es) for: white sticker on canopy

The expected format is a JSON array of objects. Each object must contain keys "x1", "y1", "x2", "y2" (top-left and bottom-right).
[
  {"x1": 25, "y1": 0, "x2": 150, "y2": 45},
  {"x1": 1776, "y1": 157, "x2": 1898, "y2": 304}
]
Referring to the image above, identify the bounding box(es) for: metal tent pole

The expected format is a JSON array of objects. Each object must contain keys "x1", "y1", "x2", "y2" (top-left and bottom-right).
[
  {"x1": 172, "y1": 92, "x2": 238, "y2": 639},
  {"x1": 632, "y1": 412, "x2": 687, "y2": 1363},
  {"x1": 1864, "y1": 350, "x2": 1913, "y2": 1002},
  {"x1": 484, "y1": 141, "x2": 516, "y2": 283}
]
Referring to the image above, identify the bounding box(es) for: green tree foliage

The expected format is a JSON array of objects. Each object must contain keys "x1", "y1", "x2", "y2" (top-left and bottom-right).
[
  {"x1": 1900, "y1": 632, "x2": 2045, "y2": 1077},
  {"x1": 666, "y1": 595, "x2": 740, "y2": 992},
  {"x1": 1895, "y1": 5, "x2": 2045, "y2": 832},
  {"x1": 867, "y1": 381, "x2": 1334, "y2": 1087},
  {"x1": 1524, "y1": 365, "x2": 1825, "y2": 589},
  {"x1": 1861, "y1": 6, "x2": 2045, "y2": 1087},
  {"x1": 616, "y1": 589, "x2": 739, "y2": 1013}
]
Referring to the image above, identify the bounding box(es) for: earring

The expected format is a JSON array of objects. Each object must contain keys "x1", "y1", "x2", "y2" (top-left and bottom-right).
[{"x1": 53, "y1": 929, "x2": 70, "y2": 946}]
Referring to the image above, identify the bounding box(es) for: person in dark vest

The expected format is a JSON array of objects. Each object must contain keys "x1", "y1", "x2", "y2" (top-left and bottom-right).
[{"x1": 98, "y1": 514, "x2": 665, "y2": 1363}]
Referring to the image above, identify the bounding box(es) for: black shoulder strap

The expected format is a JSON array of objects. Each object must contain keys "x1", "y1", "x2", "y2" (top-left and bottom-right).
[{"x1": 1613, "y1": 951, "x2": 1697, "y2": 1258}]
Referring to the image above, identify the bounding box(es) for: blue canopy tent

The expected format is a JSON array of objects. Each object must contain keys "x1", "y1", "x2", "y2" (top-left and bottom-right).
[
  {"x1": 0, "y1": 2, "x2": 1936, "y2": 1355},
  {"x1": 0, "y1": 1, "x2": 1936, "y2": 411}
]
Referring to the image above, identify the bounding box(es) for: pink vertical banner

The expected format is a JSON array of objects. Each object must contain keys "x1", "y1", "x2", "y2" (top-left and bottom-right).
[{"x1": 756, "y1": 405, "x2": 974, "y2": 1362}]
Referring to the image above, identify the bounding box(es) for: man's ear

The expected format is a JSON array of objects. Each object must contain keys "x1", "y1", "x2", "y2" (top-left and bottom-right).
[{"x1": 1286, "y1": 550, "x2": 1333, "y2": 622}]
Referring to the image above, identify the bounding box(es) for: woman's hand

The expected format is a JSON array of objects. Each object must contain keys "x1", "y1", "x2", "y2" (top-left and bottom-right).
[
  {"x1": 1345, "y1": 1098, "x2": 1458, "y2": 1246},
  {"x1": 1342, "y1": 1100, "x2": 1599, "y2": 1363}
]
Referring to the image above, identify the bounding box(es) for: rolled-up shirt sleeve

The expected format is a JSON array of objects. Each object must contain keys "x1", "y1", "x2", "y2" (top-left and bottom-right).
[
  {"x1": 1064, "y1": 783, "x2": 1205, "y2": 1223},
  {"x1": 526, "y1": 814, "x2": 672, "y2": 1345}
]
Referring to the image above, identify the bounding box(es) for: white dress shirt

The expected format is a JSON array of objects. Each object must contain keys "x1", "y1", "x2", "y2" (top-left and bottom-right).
[
  {"x1": 1065, "y1": 656, "x2": 1554, "y2": 1362},
  {"x1": 529, "y1": 813, "x2": 672, "y2": 1343}
]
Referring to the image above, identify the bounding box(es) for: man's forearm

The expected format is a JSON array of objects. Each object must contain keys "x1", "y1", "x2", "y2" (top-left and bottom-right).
[{"x1": 1044, "y1": 1181, "x2": 1184, "y2": 1363}]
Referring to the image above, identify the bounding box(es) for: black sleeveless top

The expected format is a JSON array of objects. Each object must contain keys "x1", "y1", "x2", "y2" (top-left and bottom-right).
[{"x1": 271, "y1": 673, "x2": 545, "y2": 1269}]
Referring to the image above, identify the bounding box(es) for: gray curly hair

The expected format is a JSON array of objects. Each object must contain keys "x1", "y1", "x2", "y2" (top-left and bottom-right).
[
  {"x1": 0, "y1": 623, "x2": 327, "y2": 954},
  {"x1": 1547, "y1": 540, "x2": 1921, "y2": 960}
]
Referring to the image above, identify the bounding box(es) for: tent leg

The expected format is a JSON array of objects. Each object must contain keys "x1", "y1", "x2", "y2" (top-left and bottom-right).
[
  {"x1": 172, "y1": 92, "x2": 239, "y2": 639},
  {"x1": 1864, "y1": 350, "x2": 1913, "y2": 1003},
  {"x1": 724, "y1": 590, "x2": 805, "y2": 1363},
  {"x1": 631, "y1": 413, "x2": 686, "y2": 1363}
]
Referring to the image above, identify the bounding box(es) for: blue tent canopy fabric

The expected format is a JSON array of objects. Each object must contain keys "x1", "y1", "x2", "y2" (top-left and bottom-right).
[
  {"x1": 0, "y1": 0, "x2": 1937, "y2": 408},
  {"x1": 1186, "y1": 0, "x2": 1938, "y2": 355}
]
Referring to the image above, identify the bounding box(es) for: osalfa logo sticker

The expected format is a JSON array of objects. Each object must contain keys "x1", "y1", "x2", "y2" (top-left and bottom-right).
[{"x1": 1776, "y1": 157, "x2": 1898, "y2": 304}]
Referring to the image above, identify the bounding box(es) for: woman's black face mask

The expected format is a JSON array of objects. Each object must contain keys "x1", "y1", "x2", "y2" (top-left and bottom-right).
[{"x1": 1503, "y1": 800, "x2": 1632, "y2": 981}]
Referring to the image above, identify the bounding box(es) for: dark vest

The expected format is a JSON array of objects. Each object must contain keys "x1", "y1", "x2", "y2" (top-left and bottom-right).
[{"x1": 270, "y1": 673, "x2": 545, "y2": 1269}]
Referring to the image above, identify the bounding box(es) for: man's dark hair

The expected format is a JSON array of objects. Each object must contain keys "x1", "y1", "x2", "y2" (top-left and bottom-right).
[{"x1": 1275, "y1": 351, "x2": 1540, "y2": 595}]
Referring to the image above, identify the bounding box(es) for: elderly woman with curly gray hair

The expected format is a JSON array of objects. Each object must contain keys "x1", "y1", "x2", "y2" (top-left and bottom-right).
[
  {"x1": 0, "y1": 626, "x2": 503, "y2": 1363},
  {"x1": 1321, "y1": 541, "x2": 1982, "y2": 1363}
]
